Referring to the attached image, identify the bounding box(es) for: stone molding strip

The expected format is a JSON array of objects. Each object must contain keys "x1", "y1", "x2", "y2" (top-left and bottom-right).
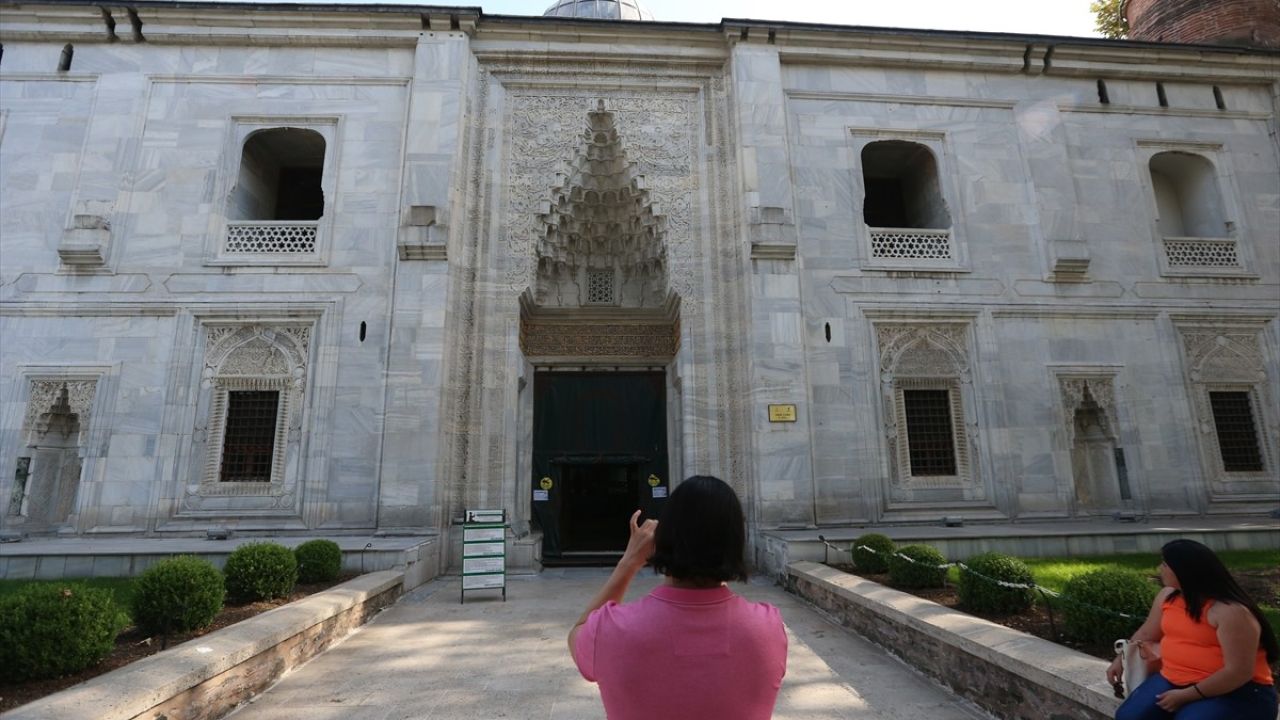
[
  {"x1": 3, "y1": 570, "x2": 403, "y2": 720},
  {"x1": 786, "y1": 561, "x2": 1120, "y2": 720}
]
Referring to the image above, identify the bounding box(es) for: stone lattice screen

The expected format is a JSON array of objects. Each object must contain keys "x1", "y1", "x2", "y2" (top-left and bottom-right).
[{"x1": 225, "y1": 221, "x2": 318, "y2": 254}]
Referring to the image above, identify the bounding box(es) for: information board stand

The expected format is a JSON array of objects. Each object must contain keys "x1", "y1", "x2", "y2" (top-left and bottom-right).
[{"x1": 461, "y1": 508, "x2": 507, "y2": 603}]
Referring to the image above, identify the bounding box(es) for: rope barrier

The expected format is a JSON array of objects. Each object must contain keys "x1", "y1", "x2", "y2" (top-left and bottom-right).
[{"x1": 816, "y1": 535, "x2": 1144, "y2": 622}]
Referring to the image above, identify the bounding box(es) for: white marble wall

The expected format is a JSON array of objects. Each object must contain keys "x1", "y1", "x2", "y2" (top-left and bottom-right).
[
  {"x1": 750, "y1": 49, "x2": 1280, "y2": 525},
  {"x1": 1, "y1": 8, "x2": 1276, "y2": 542}
]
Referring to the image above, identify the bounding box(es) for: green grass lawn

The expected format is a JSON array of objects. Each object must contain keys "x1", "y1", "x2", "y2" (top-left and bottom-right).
[
  {"x1": 0, "y1": 578, "x2": 138, "y2": 621},
  {"x1": 944, "y1": 550, "x2": 1280, "y2": 632}
]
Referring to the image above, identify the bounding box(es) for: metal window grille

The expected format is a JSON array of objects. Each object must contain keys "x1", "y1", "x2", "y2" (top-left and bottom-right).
[
  {"x1": 220, "y1": 390, "x2": 279, "y2": 482},
  {"x1": 904, "y1": 389, "x2": 957, "y2": 476},
  {"x1": 1209, "y1": 391, "x2": 1264, "y2": 472},
  {"x1": 586, "y1": 268, "x2": 615, "y2": 304}
]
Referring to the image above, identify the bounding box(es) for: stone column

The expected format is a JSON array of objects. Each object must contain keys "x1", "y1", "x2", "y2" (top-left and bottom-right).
[
  {"x1": 731, "y1": 34, "x2": 816, "y2": 528},
  {"x1": 1013, "y1": 97, "x2": 1091, "y2": 279},
  {"x1": 378, "y1": 22, "x2": 474, "y2": 532}
]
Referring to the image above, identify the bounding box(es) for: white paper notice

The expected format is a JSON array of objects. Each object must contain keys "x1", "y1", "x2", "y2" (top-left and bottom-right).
[
  {"x1": 533, "y1": 489, "x2": 549, "y2": 501},
  {"x1": 464, "y1": 542, "x2": 504, "y2": 557},
  {"x1": 463, "y1": 574, "x2": 505, "y2": 590},
  {"x1": 652, "y1": 486, "x2": 668, "y2": 498},
  {"x1": 463, "y1": 556, "x2": 505, "y2": 575},
  {"x1": 463, "y1": 527, "x2": 504, "y2": 542}
]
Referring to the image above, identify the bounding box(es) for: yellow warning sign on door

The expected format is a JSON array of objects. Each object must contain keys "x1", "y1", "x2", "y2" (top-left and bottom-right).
[
  {"x1": 539, "y1": 476, "x2": 553, "y2": 491},
  {"x1": 647, "y1": 474, "x2": 661, "y2": 487}
]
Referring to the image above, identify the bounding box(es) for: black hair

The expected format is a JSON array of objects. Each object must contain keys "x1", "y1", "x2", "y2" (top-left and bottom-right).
[
  {"x1": 649, "y1": 475, "x2": 748, "y2": 584},
  {"x1": 1162, "y1": 539, "x2": 1278, "y2": 663}
]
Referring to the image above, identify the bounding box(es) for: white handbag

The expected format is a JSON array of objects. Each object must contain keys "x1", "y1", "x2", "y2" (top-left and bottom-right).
[{"x1": 1114, "y1": 639, "x2": 1152, "y2": 696}]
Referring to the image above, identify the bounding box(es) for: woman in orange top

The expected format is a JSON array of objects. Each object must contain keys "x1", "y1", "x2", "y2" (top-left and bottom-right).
[{"x1": 1111, "y1": 539, "x2": 1277, "y2": 720}]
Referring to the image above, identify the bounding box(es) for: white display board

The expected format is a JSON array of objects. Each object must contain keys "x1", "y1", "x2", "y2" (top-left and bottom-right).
[{"x1": 461, "y1": 508, "x2": 506, "y2": 603}]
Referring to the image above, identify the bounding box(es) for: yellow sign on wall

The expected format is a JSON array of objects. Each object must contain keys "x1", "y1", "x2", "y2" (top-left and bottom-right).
[{"x1": 767, "y1": 404, "x2": 797, "y2": 422}]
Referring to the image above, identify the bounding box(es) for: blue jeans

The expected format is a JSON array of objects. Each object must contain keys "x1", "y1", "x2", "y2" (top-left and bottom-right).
[{"x1": 1116, "y1": 673, "x2": 1279, "y2": 720}]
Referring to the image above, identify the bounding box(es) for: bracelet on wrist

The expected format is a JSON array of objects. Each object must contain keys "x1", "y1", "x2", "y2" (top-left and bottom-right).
[{"x1": 1192, "y1": 684, "x2": 1207, "y2": 699}]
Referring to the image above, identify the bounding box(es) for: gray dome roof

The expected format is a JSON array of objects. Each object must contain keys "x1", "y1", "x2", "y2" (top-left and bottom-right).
[{"x1": 543, "y1": 0, "x2": 654, "y2": 21}]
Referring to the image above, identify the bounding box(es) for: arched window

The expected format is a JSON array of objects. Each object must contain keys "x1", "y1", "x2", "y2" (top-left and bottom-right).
[
  {"x1": 861, "y1": 140, "x2": 951, "y2": 230},
  {"x1": 229, "y1": 128, "x2": 326, "y2": 222},
  {"x1": 1148, "y1": 151, "x2": 1227, "y2": 238}
]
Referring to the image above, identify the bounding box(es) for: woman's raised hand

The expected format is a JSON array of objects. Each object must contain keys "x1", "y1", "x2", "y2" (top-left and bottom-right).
[{"x1": 622, "y1": 509, "x2": 658, "y2": 571}]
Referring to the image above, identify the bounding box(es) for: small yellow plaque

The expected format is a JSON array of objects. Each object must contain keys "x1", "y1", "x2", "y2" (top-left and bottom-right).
[
  {"x1": 539, "y1": 476, "x2": 554, "y2": 491},
  {"x1": 647, "y1": 474, "x2": 661, "y2": 488},
  {"x1": 768, "y1": 404, "x2": 797, "y2": 422}
]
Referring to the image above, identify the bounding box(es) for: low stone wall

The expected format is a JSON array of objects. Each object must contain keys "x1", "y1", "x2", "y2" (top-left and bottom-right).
[
  {"x1": 4, "y1": 570, "x2": 403, "y2": 720},
  {"x1": 787, "y1": 561, "x2": 1121, "y2": 720}
]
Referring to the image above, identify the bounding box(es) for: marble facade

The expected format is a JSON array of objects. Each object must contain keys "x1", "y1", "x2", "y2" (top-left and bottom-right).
[{"x1": 1, "y1": 4, "x2": 1277, "y2": 568}]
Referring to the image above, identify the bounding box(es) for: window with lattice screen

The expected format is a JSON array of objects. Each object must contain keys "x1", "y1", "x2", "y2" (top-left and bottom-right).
[
  {"x1": 586, "y1": 268, "x2": 616, "y2": 305},
  {"x1": 1209, "y1": 391, "x2": 1263, "y2": 472},
  {"x1": 219, "y1": 390, "x2": 280, "y2": 483},
  {"x1": 903, "y1": 389, "x2": 958, "y2": 476}
]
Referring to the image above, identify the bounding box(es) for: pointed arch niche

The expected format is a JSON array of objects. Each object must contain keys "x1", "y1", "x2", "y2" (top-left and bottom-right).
[
  {"x1": 1057, "y1": 375, "x2": 1132, "y2": 514},
  {"x1": 519, "y1": 100, "x2": 681, "y2": 364},
  {"x1": 5, "y1": 377, "x2": 99, "y2": 528}
]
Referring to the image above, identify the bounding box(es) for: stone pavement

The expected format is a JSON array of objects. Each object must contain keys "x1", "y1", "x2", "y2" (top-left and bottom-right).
[{"x1": 228, "y1": 568, "x2": 988, "y2": 720}]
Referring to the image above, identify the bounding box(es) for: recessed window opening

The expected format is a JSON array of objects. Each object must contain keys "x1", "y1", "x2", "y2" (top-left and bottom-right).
[
  {"x1": 359, "y1": 321, "x2": 367, "y2": 342},
  {"x1": 57, "y1": 43, "x2": 73, "y2": 72},
  {"x1": 1097, "y1": 79, "x2": 1110, "y2": 104},
  {"x1": 861, "y1": 141, "x2": 951, "y2": 229},
  {"x1": 1156, "y1": 82, "x2": 1168, "y2": 108},
  {"x1": 1148, "y1": 151, "x2": 1228, "y2": 238},
  {"x1": 219, "y1": 390, "x2": 279, "y2": 482},
  {"x1": 229, "y1": 128, "x2": 326, "y2": 221},
  {"x1": 824, "y1": 323, "x2": 831, "y2": 343},
  {"x1": 1213, "y1": 86, "x2": 1226, "y2": 110},
  {"x1": 1208, "y1": 391, "x2": 1263, "y2": 472},
  {"x1": 903, "y1": 389, "x2": 957, "y2": 476}
]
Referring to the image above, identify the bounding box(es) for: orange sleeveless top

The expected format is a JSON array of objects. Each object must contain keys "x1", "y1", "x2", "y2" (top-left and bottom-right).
[{"x1": 1160, "y1": 594, "x2": 1273, "y2": 686}]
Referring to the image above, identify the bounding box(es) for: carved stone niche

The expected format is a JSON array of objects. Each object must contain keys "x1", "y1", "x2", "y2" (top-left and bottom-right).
[{"x1": 518, "y1": 289, "x2": 680, "y2": 364}]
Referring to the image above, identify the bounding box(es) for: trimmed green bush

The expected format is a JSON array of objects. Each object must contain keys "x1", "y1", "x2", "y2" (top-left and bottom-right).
[
  {"x1": 294, "y1": 539, "x2": 343, "y2": 584},
  {"x1": 132, "y1": 556, "x2": 225, "y2": 637},
  {"x1": 0, "y1": 583, "x2": 127, "y2": 682},
  {"x1": 958, "y1": 552, "x2": 1036, "y2": 614},
  {"x1": 852, "y1": 533, "x2": 895, "y2": 574},
  {"x1": 1061, "y1": 568, "x2": 1157, "y2": 644},
  {"x1": 223, "y1": 542, "x2": 297, "y2": 603},
  {"x1": 888, "y1": 544, "x2": 948, "y2": 588}
]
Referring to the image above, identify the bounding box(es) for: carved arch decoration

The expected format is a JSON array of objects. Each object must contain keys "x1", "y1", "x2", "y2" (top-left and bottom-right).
[
  {"x1": 1177, "y1": 324, "x2": 1276, "y2": 495},
  {"x1": 192, "y1": 323, "x2": 312, "y2": 502},
  {"x1": 874, "y1": 323, "x2": 980, "y2": 500},
  {"x1": 1059, "y1": 376, "x2": 1119, "y2": 447},
  {"x1": 504, "y1": 93, "x2": 697, "y2": 303},
  {"x1": 533, "y1": 99, "x2": 670, "y2": 309},
  {"x1": 21, "y1": 379, "x2": 98, "y2": 448}
]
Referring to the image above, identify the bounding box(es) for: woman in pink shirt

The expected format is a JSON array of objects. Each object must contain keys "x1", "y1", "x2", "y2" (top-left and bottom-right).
[{"x1": 569, "y1": 475, "x2": 788, "y2": 720}]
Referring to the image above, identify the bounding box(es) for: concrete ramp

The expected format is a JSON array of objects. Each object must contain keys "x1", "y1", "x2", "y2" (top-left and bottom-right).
[{"x1": 228, "y1": 568, "x2": 986, "y2": 720}]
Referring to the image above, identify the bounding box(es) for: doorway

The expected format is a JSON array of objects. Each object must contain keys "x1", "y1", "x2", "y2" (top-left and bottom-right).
[{"x1": 532, "y1": 371, "x2": 668, "y2": 563}]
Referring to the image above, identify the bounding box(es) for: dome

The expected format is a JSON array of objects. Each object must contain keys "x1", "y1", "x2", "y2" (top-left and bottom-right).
[{"x1": 543, "y1": 0, "x2": 654, "y2": 21}]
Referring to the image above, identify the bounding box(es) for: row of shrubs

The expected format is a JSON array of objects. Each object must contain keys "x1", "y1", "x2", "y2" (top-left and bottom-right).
[
  {"x1": 0, "y1": 539, "x2": 344, "y2": 684},
  {"x1": 850, "y1": 533, "x2": 1157, "y2": 645}
]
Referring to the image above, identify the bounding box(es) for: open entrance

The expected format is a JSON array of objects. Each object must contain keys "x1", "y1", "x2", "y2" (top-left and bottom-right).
[{"x1": 532, "y1": 371, "x2": 668, "y2": 564}]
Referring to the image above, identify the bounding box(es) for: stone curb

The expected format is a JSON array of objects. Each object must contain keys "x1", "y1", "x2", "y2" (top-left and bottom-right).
[
  {"x1": 3, "y1": 570, "x2": 404, "y2": 720},
  {"x1": 786, "y1": 561, "x2": 1121, "y2": 720}
]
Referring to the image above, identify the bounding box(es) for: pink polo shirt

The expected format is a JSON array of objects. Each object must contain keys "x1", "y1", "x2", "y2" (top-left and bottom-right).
[{"x1": 573, "y1": 584, "x2": 787, "y2": 720}]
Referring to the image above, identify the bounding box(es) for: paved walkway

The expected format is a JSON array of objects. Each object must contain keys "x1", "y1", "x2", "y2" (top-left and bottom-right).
[{"x1": 228, "y1": 569, "x2": 987, "y2": 720}]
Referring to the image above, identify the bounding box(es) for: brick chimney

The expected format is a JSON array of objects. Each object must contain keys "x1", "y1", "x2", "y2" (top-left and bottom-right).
[{"x1": 1125, "y1": 0, "x2": 1280, "y2": 48}]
